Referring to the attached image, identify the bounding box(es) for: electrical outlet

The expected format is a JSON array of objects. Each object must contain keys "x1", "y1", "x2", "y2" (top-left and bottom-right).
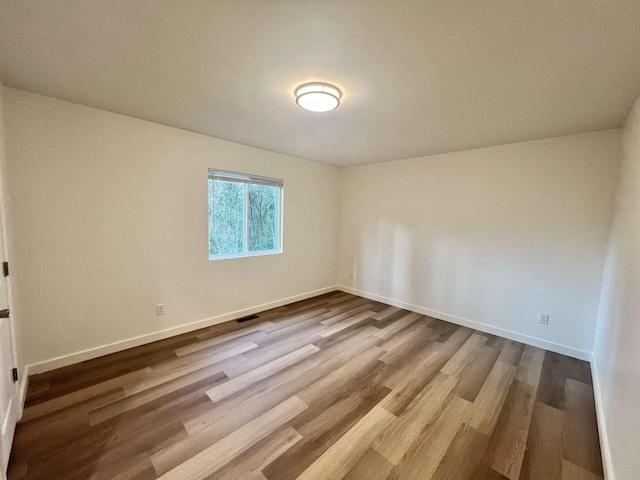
[
  {"x1": 156, "y1": 303, "x2": 165, "y2": 316},
  {"x1": 538, "y1": 313, "x2": 549, "y2": 325}
]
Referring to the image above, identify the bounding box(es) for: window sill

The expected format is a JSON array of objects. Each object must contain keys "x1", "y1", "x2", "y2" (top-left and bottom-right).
[{"x1": 209, "y1": 250, "x2": 283, "y2": 261}]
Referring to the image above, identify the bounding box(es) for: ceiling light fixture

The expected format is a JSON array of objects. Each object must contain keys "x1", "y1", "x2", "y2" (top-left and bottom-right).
[{"x1": 295, "y1": 82, "x2": 342, "y2": 113}]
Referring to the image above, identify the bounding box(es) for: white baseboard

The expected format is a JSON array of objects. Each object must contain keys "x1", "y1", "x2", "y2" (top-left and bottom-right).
[
  {"x1": 25, "y1": 284, "x2": 591, "y2": 371},
  {"x1": 26, "y1": 286, "x2": 338, "y2": 375},
  {"x1": 16, "y1": 366, "x2": 28, "y2": 419},
  {"x1": 337, "y1": 285, "x2": 592, "y2": 361},
  {"x1": 590, "y1": 354, "x2": 615, "y2": 480},
  {"x1": 17, "y1": 284, "x2": 613, "y2": 477}
]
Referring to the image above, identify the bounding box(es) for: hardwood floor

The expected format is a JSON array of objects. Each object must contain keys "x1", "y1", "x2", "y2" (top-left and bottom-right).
[{"x1": 8, "y1": 292, "x2": 604, "y2": 480}]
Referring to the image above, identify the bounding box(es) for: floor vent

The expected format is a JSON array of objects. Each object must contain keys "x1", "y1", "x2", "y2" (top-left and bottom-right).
[{"x1": 236, "y1": 314, "x2": 259, "y2": 323}]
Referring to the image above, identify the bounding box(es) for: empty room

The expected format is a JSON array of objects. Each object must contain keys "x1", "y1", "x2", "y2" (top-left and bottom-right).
[{"x1": 0, "y1": 1, "x2": 639, "y2": 479}]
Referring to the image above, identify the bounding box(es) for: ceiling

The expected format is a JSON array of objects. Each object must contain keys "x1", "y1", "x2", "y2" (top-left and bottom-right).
[{"x1": 1, "y1": 1, "x2": 640, "y2": 167}]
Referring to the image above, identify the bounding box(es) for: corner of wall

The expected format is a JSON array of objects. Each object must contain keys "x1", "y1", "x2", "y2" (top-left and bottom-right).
[{"x1": 590, "y1": 354, "x2": 615, "y2": 480}]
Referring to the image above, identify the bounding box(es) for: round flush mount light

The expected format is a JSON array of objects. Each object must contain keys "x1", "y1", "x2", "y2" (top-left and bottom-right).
[{"x1": 295, "y1": 82, "x2": 342, "y2": 113}]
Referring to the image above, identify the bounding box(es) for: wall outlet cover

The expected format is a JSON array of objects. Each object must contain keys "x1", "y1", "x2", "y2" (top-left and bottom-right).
[{"x1": 538, "y1": 313, "x2": 549, "y2": 325}]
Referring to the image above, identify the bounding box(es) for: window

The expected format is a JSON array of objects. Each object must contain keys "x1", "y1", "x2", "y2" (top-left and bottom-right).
[{"x1": 208, "y1": 169, "x2": 283, "y2": 259}]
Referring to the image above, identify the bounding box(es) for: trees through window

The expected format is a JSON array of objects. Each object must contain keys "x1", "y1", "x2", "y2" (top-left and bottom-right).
[{"x1": 208, "y1": 170, "x2": 283, "y2": 259}]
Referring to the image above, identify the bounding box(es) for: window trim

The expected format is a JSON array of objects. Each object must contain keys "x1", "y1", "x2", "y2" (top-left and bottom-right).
[{"x1": 208, "y1": 169, "x2": 284, "y2": 260}]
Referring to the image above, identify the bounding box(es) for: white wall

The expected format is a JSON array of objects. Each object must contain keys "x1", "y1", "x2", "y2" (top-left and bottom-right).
[
  {"x1": 0, "y1": 85, "x2": 626, "y2": 381},
  {"x1": 339, "y1": 131, "x2": 621, "y2": 357},
  {"x1": 0, "y1": 85, "x2": 24, "y2": 395},
  {"x1": 2, "y1": 87, "x2": 341, "y2": 370},
  {"x1": 593, "y1": 94, "x2": 640, "y2": 480}
]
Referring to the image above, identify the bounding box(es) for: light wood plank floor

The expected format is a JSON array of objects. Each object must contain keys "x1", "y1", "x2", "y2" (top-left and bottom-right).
[{"x1": 8, "y1": 292, "x2": 604, "y2": 479}]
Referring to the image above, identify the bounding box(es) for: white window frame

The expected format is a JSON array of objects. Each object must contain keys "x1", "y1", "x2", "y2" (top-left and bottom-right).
[{"x1": 208, "y1": 169, "x2": 284, "y2": 260}]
